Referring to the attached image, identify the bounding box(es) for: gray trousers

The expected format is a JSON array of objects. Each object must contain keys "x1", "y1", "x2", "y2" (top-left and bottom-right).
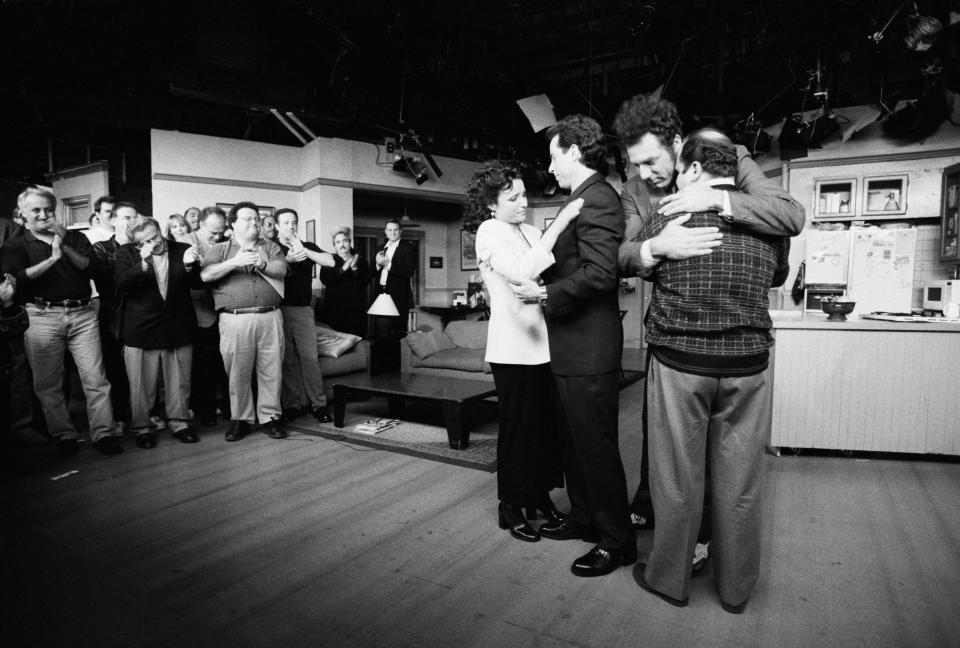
[
  {"x1": 123, "y1": 344, "x2": 193, "y2": 435},
  {"x1": 219, "y1": 310, "x2": 284, "y2": 424},
  {"x1": 280, "y1": 305, "x2": 325, "y2": 411},
  {"x1": 644, "y1": 354, "x2": 770, "y2": 606}
]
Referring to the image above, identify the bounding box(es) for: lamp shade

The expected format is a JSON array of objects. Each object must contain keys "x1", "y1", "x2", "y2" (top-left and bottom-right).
[{"x1": 367, "y1": 293, "x2": 400, "y2": 316}]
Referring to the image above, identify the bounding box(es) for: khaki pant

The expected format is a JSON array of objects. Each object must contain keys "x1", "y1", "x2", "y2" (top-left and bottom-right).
[
  {"x1": 644, "y1": 354, "x2": 770, "y2": 606},
  {"x1": 123, "y1": 344, "x2": 192, "y2": 435},
  {"x1": 219, "y1": 310, "x2": 284, "y2": 424},
  {"x1": 280, "y1": 305, "x2": 325, "y2": 411}
]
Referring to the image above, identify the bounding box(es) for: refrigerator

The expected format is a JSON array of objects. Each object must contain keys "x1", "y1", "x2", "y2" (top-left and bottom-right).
[{"x1": 805, "y1": 227, "x2": 917, "y2": 314}]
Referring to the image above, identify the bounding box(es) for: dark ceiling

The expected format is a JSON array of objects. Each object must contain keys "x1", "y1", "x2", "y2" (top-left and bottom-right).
[{"x1": 2, "y1": 0, "x2": 959, "y2": 190}]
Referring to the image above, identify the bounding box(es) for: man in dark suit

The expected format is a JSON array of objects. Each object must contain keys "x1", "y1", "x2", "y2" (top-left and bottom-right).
[
  {"x1": 514, "y1": 114, "x2": 634, "y2": 577},
  {"x1": 373, "y1": 218, "x2": 416, "y2": 334},
  {"x1": 114, "y1": 217, "x2": 204, "y2": 448}
]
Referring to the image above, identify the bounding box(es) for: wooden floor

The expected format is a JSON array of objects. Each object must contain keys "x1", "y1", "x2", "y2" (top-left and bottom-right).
[{"x1": 4, "y1": 380, "x2": 960, "y2": 648}]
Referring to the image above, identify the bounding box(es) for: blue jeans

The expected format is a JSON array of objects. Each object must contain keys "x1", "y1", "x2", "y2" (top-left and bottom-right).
[{"x1": 24, "y1": 303, "x2": 117, "y2": 442}]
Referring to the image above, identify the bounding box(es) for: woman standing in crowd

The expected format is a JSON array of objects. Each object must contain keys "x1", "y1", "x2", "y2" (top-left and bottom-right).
[
  {"x1": 318, "y1": 227, "x2": 370, "y2": 336},
  {"x1": 465, "y1": 160, "x2": 582, "y2": 542},
  {"x1": 166, "y1": 213, "x2": 199, "y2": 247}
]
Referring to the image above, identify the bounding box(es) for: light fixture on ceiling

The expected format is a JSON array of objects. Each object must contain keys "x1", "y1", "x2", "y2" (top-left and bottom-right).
[
  {"x1": 778, "y1": 114, "x2": 809, "y2": 160},
  {"x1": 904, "y1": 13, "x2": 943, "y2": 51},
  {"x1": 393, "y1": 153, "x2": 429, "y2": 184},
  {"x1": 734, "y1": 114, "x2": 772, "y2": 156}
]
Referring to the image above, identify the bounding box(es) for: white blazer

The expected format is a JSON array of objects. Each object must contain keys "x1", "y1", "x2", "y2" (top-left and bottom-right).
[{"x1": 475, "y1": 218, "x2": 555, "y2": 365}]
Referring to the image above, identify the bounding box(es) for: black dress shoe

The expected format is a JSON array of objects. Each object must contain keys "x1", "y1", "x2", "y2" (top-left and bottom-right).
[
  {"x1": 498, "y1": 502, "x2": 540, "y2": 542},
  {"x1": 720, "y1": 598, "x2": 747, "y2": 614},
  {"x1": 93, "y1": 436, "x2": 124, "y2": 455},
  {"x1": 56, "y1": 438, "x2": 79, "y2": 457},
  {"x1": 172, "y1": 427, "x2": 199, "y2": 443},
  {"x1": 282, "y1": 407, "x2": 303, "y2": 422},
  {"x1": 265, "y1": 418, "x2": 287, "y2": 439},
  {"x1": 225, "y1": 421, "x2": 250, "y2": 442},
  {"x1": 312, "y1": 406, "x2": 333, "y2": 424},
  {"x1": 525, "y1": 494, "x2": 566, "y2": 526},
  {"x1": 571, "y1": 545, "x2": 633, "y2": 577},
  {"x1": 632, "y1": 562, "x2": 688, "y2": 607},
  {"x1": 539, "y1": 519, "x2": 600, "y2": 542},
  {"x1": 134, "y1": 432, "x2": 157, "y2": 449}
]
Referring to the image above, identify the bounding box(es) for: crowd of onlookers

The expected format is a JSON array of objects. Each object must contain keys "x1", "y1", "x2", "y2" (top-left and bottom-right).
[{"x1": 0, "y1": 190, "x2": 385, "y2": 468}]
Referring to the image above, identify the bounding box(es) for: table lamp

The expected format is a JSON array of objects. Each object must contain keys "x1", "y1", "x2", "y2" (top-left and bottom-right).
[{"x1": 367, "y1": 293, "x2": 400, "y2": 316}]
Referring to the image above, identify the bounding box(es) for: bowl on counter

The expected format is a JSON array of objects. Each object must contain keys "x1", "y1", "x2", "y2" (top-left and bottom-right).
[{"x1": 820, "y1": 300, "x2": 856, "y2": 321}]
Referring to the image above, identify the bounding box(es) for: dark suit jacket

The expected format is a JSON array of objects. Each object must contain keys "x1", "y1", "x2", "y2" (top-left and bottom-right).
[
  {"x1": 375, "y1": 240, "x2": 416, "y2": 310},
  {"x1": 542, "y1": 173, "x2": 624, "y2": 376},
  {"x1": 114, "y1": 241, "x2": 203, "y2": 349}
]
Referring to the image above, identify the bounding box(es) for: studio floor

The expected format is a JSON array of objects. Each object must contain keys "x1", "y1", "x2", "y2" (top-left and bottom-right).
[{"x1": 3, "y1": 380, "x2": 960, "y2": 648}]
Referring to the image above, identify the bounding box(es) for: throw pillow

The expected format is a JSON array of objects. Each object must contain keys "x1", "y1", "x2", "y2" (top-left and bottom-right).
[
  {"x1": 316, "y1": 327, "x2": 362, "y2": 358},
  {"x1": 405, "y1": 330, "x2": 456, "y2": 359}
]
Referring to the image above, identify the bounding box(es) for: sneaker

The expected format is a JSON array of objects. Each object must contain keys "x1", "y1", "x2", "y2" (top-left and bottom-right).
[{"x1": 692, "y1": 542, "x2": 710, "y2": 575}]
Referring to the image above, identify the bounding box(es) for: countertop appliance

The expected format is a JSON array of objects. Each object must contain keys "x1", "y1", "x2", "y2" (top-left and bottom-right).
[{"x1": 923, "y1": 280, "x2": 956, "y2": 313}]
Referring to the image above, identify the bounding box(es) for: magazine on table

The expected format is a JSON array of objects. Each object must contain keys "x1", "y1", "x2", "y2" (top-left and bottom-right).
[{"x1": 353, "y1": 418, "x2": 400, "y2": 435}]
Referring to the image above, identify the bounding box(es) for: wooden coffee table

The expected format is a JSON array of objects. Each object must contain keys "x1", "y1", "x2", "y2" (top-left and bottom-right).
[{"x1": 332, "y1": 373, "x2": 497, "y2": 450}]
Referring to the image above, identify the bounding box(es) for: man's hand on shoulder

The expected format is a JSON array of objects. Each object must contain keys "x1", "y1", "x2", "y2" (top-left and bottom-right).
[
  {"x1": 649, "y1": 214, "x2": 723, "y2": 260},
  {"x1": 658, "y1": 184, "x2": 725, "y2": 216}
]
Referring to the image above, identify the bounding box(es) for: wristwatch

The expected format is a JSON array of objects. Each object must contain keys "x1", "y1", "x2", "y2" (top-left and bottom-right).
[{"x1": 538, "y1": 285, "x2": 548, "y2": 305}]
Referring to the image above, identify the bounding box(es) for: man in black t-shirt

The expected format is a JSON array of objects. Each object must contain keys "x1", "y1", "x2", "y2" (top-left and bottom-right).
[{"x1": 275, "y1": 209, "x2": 336, "y2": 423}]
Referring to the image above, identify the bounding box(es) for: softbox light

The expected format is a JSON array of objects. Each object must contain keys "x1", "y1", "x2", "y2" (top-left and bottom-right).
[{"x1": 393, "y1": 155, "x2": 429, "y2": 185}]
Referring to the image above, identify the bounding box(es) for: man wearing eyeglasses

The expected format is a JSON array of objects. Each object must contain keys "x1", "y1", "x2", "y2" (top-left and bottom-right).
[
  {"x1": 189, "y1": 206, "x2": 230, "y2": 427},
  {"x1": 201, "y1": 202, "x2": 288, "y2": 442}
]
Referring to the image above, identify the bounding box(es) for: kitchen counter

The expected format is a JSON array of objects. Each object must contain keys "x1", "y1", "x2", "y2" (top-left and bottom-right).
[
  {"x1": 769, "y1": 311, "x2": 960, "y2": 456},
  {"x1": 771, "y1": 311, "x2": 960, "y2": 332}
]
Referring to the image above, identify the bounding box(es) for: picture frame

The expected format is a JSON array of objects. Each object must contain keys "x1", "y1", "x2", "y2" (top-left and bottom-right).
[
  {"x1": 216, "y1": 203, "x2": 276, "y2": 220},
  {"x1": 429, "y1": 256, "x2": 444, "y2": 269},
  {"x1": 862, "y1": 174, "x2": 908, "y2": 217},
  {"x1": 813, "y1": 178, "x2": 857, "y2": 220},
  {"x1": 460, "y1": 229, "x2": 478, "y2": 271},
  {"x1": 305, "y1": 219, "x2": 316, "y2": 243}
]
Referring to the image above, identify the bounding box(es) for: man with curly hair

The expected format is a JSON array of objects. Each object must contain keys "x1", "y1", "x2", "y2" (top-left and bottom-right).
[{"x1": 514, "y1": 114, "x2": 634, "y2": 577}]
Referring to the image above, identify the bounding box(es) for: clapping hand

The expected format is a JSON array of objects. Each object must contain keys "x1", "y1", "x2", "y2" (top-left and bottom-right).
[
  {"x1": 0, "y1": 273, "x2": 16, "y2": 307},
  {"x1": 233, "y1": 249, "x2": 261, "y2": 268},
  {"x1": 183, "y1": 246, "x2": 200, "y2": 267}
]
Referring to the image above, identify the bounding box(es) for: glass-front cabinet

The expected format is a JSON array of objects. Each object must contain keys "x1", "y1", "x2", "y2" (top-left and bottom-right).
[{"x1": 941, "y1": 162, "x2": 960, "y2": 262}]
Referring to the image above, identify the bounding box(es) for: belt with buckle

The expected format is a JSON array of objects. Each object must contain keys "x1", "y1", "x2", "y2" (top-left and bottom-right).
[
  {"x1": 220, "y1": 306, "x2": 279, "y2": 315},
  {"x1": 29, "y1": 297, "x2": 92, "y2": 308}
]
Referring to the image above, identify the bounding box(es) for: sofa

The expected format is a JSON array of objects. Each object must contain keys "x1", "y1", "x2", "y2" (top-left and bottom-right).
[
  {"x1": 316, "y1": 324, "x2": 370, "y2": 397},
  {"x1": 400, "y1": 319, "x2": 493, "y2": 381}
]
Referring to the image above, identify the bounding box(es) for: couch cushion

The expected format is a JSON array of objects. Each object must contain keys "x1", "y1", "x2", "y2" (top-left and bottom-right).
[
  {"x1": 404, "y1": 330, "x2": 457, "y2": 359},
  {"x1": 444, "y1": 320, "x2": 488, "y2": 350},
  {"x1": 316, "y1": 327, "x2": 362, "y2": 358},
  {"x1": 412, "y1": 347, "x2": 486, "y2": 372}
]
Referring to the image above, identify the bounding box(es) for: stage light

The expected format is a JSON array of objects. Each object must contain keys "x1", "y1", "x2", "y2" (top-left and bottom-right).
[
  {"x1": 734, "y1": 115, "x2": 771, "y2": 156},
  {"x1": 905, "y1": 14, "x2": 942, "y2": 51},
  {"x1": 393, "y1": 155, "x2": 429, "y2": 185},
  {"x1": 778, "y1": 114, "x2": 809, "y2": 160}
]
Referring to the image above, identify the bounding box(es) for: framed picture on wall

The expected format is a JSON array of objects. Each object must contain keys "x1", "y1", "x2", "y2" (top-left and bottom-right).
[
  {"x1": 305, "y1": 219, "x2": 316, "y2": 243},
  {"x1": 460, "y1": 229, "x2": 478, "y2": 271},
  {"x1": 216, "y1": 203, "x2": 275, "y2": 219}
]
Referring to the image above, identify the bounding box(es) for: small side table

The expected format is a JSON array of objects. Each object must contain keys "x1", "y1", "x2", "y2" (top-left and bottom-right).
[{"x1": 367, "y1": 333, "x2": 403, "y2": 375}]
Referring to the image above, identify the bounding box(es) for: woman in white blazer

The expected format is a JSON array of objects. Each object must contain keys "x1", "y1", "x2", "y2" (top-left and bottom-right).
[{"x1": 466, "y1": 160, "x2": 581, "y2": 542}]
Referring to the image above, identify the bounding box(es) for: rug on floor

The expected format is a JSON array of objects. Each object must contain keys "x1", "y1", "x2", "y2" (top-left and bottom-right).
[{"x1": 287, "y1": 398, "x2": 499, "y2": 472}]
